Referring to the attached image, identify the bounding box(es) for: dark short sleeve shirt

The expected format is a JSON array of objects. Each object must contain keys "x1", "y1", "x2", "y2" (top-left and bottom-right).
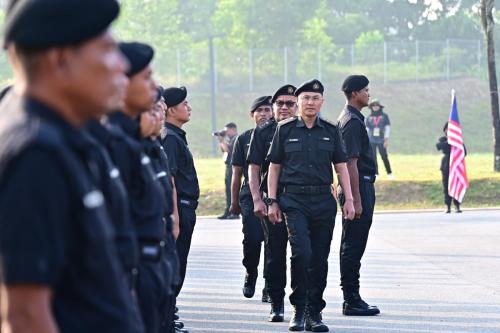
[
  {"x1": 267, "y1": 116, "x2": 348, "y2": 186},
  {"x1": 365, "y1": 111, "x2": 391, "y2": 144},
  {"x1": 337, "y1": 105, "x2": 377, "y2": 177},
  {"x1": 231, "y1": 128, "x2": 254, "y2": 185},
  {"x1": 247, "y1": 118, "x2": 277, "y2": 193},
  {"x1": 162, "y1": 122, "x2": 200, "y2": 201}
]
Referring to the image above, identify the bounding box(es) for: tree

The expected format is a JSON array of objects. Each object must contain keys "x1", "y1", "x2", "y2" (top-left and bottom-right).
[{"x1": 480, "y1": 0, "x2": 500, "y2": 171}]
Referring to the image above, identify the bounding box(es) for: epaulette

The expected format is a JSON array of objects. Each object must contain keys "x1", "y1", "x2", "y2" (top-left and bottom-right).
[
  {"x1": 319, "y1": 117, "x2": 337, "y2": 127},
  {"x1": 259, "y1": 118, "x2": 277, "y2": 130},
  {"x1": 277, "y1": 116, "x2": 297, "y2": 127}
]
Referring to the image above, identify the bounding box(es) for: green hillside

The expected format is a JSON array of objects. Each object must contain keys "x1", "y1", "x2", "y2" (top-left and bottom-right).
[{"x1": 183, "y1": 78, "x2": 494, "y2": 157}]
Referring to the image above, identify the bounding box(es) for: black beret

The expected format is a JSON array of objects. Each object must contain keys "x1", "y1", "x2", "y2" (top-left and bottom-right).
[
  {"x1": 341, "y1": 75, "x2": 370, "y2": 93},
  {"x1": 3, "y1": 0, "x2": 120, "y2": 48},
  {"x1": 119, "y1": 42, "x2": 154, "y2": 77},
  {"x1": 294, "y1": 79, "x2": 324, "y2": 97},
  {"x1": 163, "y1": 86, "x2": 187, "y2": 108},
  {"x1": 250, "y1": 96, "x2": 272, "y2": 113},
  {"x1": 271, "y1": 84, "x2": 296, "y2": 103}
]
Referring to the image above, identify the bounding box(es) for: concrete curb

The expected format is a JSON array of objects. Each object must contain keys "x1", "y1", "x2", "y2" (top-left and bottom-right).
[{"x1": 198, "y1": 207, "x2": 500, "y2": 219}]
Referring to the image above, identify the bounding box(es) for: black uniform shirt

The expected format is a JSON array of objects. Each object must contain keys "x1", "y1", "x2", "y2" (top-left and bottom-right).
[
  {"x1": 231, "y1": 128, "x2": 254, "y2": 186},
  {"x1": 267, "y1": 116, "x2": 347, "y2": 186},
  {"x1": 337, "y1": 105, "x2": 377, "y2": 177},
  {"x1": 0, "y1": 97, "x2": 139, "y2": 333},
  {"x1": 85, "y1": 119, "x2": 138, "y2": 274},
  {"x1": 162, "y1": 122, "x2": 199, "y2": 201},
  {"x1": 106, "y1": 112, "x2": 164, "y2": 242},
  {"x1": 247, "y1": 118, "x2": 277, "y2": 193}
]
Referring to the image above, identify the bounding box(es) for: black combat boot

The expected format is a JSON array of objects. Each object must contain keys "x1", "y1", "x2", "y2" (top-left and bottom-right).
[
  {"x1": 305, "y1": 310, "x2": 329, "y2": 332},
  {"x1": 242, "y1": 271, "x2": 257, "y2": 298},
  {"x1": 445, "y1": 204, "x2": 451, "y2": 214},
  {"x1": 288, "y1": 305, "x2": 306, "y2": 331},
  {"x1": 262, "y1": 282, "x2": 271, "y2": 303},
  {"x1": 342, "y1": 291, "x2": 380, "y2": 316},
  {"x1": 455, "y1": 202, "x2": 462, "y2": 213},
  {"x1": 268, "y1": 300, "x2": 284, "y2": 322}
]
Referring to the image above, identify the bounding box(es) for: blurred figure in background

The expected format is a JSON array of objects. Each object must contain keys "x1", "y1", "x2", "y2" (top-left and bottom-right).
[
  {"x1": 216, "y1": 122, "x2": 239, "y2": 219},
  {"x1": 365, "y1": 99, "x2": 393, "y2": 179}
]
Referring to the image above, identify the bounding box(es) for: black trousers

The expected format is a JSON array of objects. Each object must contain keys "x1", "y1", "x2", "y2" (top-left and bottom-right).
[
  {"x1": 371, "y1": 142, "x2": 392, "y2": 175},
  {"x1": 224, "y1": 163, "x2": 232, "y2": 213},
  {"x1": 279, "y1": 192, "x2": 337, "y2": 313},
  {"x1": 441, "y1": 170, "x2": 460, "y2": 207},
  {"x1": 261, "y1": 215, "x2": 288, "y2": 303},
  {"x1": 136, "y1": 260, "x2": 169, "y2": 333},
  {"x1": 339, "y1": 180, "x2": 375, "y2": 294},
  {"x1": 175, "y1": 204, "x2": 196, "y2": 297},
  {"x1": 240, "y1": 189, "x2": 268, "y2": 279}
]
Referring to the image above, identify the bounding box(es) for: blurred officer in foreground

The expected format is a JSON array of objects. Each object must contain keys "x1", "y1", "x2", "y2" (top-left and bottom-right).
[
  {"x1": 337, "y1": 75, "x2": 381, "y2": 316},
  {"x1": 267, "y1": 79, "x2": 355, "y2": 332},
  {"x1": 162, "y1": 86, "x2": 199, "y2": 332},
  {"x1": 106, "y1": 41, "x2": 170, "y2": 333},
  {"x1": 217, "y1": 122, "x2": 239, "y2": 219},
  {"x1": 365, "y1": 99, "x2": 393, "y2": 179},
  {"x1": 0, "y1": 0, "x2": 141, "y2": 332},
  {"x1": 247, "y1": 84, "x2": 297, "y2": 322},
  {"x1": 436, "y1": 123, "x2": 463, "y2": 213},
  {"x1": 230, "y1": 96, "x2": 273, "y2": 301}
]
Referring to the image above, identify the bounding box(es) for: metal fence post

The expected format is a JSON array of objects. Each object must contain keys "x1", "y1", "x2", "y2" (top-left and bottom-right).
[
  {"x1": 383, "y1": 41, "x2": 387, "y2": 84},
  {"x1": 284, "y1": 47, "x2": 288, "y2": 84},
  {"x1": 317, "y1": 45, "x2": 322, "y2": 80},
  {"x1": 415, "y1": 40, "x2": 419, "y2": 82},
  {"x1": 446, "y1": 38, "x2": 450, "y2": 80},
  {"x1": 176, "y1": 49, "x2": 181, "y2": 86},
  {"x1": 248, "y1": 48, "x2": 253, "y2": 92}
]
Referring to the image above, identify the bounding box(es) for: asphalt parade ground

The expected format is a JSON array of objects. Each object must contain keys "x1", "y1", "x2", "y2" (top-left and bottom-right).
[{"x1": 177, "y1": 210, "x2": 500, "y2": 333}]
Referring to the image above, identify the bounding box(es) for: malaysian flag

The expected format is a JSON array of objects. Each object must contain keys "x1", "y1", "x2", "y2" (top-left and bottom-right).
[{"x1": 447, "y1": 90, "x2": 469, "y2": 203}]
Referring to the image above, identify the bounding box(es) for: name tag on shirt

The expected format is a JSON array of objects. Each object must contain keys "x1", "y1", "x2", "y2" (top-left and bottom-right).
[
  {"x1": 373, "y1": 128, "x2": 381, "y2": 137},
  {"x1": 288, "y1": 138, "x2": 299, "y2": 142},
  {"x1": 322, "y1": 137, "x2": 330, "y2": 141}
]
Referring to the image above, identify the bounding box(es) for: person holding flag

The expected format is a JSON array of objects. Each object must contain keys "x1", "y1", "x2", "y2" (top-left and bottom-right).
[{"x1": 436, "y1": 90, "x2": 468, "y2": 213}]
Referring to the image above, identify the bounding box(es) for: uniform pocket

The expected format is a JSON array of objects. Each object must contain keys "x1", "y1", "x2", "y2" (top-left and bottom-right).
[{"x1": 284, "y1": 141, "x2": 302, "y2": 153}]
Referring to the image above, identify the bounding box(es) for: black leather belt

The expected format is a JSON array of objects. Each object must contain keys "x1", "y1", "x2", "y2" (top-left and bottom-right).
[
  {"x1": 283, "y1": 184, "x2": 332, "y2": 194},
  {"x1": 138, "y1": 241, "x2": 165, "y2": 262},
  {"x1": 360, "y1": 175, "x2": 376, "y2": 183},
  {"x1": 179, "y1": 198, "x2": 198, "y2": 209}
]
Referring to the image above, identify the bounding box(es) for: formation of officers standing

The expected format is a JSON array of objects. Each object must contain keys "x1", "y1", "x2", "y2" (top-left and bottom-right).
[
  {"x1": 0, "y1": 1, "x2": 197, "y2": 333},
  {"x1": 230, "y1": 78, "x2": 381, "y2": 331}
]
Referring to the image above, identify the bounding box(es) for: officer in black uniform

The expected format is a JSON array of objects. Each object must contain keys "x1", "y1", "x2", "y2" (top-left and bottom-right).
[
  {"x1": 0, "y1": 0, "x2": 142, "y2": 331},
  {"x1": 337, "y1": 75, "x2": 381, "y2": 316},
  {"x1": 267, "y1": 79, "x2": 355, "y2": 332},
  {"x1": 436, "y1": 123, "x2": 463, "y2": 213},
  {"x1": 106, "y1": 42, "x2": 170, "y2": 333},
  {"x1": 230, "y1": 96, "x2": 273, "y2": 301},
  {"x1": 247, "y1": 84, "x2": 297, "y2": 322},
  {"x1": 162, "y1": 86, "x2": 200, "y2": 331}
]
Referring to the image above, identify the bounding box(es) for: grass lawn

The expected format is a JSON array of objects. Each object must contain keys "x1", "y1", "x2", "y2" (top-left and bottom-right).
[{"x1": 194, "y1": 153, "x2": 500, "y2": 216}]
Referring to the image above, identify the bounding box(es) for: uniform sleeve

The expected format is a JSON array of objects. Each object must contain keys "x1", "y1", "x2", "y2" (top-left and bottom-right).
[
  {"x1": 267, "y1": 125, "x2": 284, "y2": 164},
  {"x1": 332, "y1": 127, "x2": 348, "y2": 164},
  {"x1": 162, "y1": 135, "x2": 180, "y2": 177},
  {"x1": 384, "y1": 113, "x2": 391, "y2": 126},
  {"x1": 231, "y1": 134, "x2": 245, "y2": 167},
  {"x1": 247, "y1": 127, "x2": 264, "y2": 165},
  {"x1": 0, "y1": 147, "x2": 70, "y2": 285},
  {"x1": 341, "y1": 120, "x2": 363, "y2": 159}
]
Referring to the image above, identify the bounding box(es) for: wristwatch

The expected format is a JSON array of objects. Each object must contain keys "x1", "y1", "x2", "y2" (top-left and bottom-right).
[{"x1": 264, "y1": 197, "x2": 279, "y2": 206}]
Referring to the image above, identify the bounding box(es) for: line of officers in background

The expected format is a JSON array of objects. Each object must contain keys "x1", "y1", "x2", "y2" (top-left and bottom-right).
[
  {"x1": 0, "y1": 1, "x2": 197, "y2": 333},
  {"x1": 230, "y1": 77, "x2": 382, "y2": 331}
]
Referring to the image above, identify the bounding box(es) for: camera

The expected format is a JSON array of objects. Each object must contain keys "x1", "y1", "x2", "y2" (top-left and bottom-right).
[{"x1": 212, "y1": 130, "x2": 226, "y2": 137}]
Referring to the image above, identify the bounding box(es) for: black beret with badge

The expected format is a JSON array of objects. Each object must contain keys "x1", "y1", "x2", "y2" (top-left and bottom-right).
[
  {"x1": 294, "y1": 79, "x2": 324, "y2": 97},
  {"x1": 271, "y1": 84, "x2": 296, "y2": 103},
  {"x1": 341, "y1": 75, "x2": 370, "y2": 93},
  {"x1": 250, "y1": 96, "x2": 272, "y2": 113},
  {"x1": 3, "y1": 0, "x2": 120, "y2": 48},
  {"x1": 118, "y1": 42, "x2": 154, "y2": 78},
  {"x1": 163, "y1": 86, "x2": 187, "y2": 108}
]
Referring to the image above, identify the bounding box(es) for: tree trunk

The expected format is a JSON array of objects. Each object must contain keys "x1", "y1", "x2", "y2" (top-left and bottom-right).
[{"x1": 480, "y1": 0, "x2": 500, "y2": 171}]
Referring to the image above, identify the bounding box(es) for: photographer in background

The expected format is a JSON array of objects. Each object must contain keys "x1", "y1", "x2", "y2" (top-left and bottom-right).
[{"x1": 214, "y1": 122, "x2": 239, "y2": 219}]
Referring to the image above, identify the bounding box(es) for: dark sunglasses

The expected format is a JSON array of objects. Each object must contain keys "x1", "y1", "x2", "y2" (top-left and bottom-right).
[{"x1": 275, "y1": 101, "x2": 296, "y2": 108}]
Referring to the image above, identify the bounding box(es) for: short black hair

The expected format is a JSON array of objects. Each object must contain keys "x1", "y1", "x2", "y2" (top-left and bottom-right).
[{"x1": 225, "y1": 122, "x2": 237, "y2": 129}]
